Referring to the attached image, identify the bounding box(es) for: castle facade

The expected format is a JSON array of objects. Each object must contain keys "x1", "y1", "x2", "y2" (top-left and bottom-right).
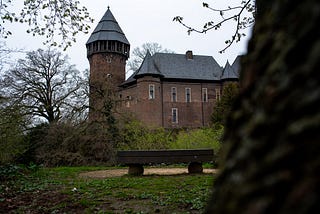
[{"x1": 86, "y1": 8, "x2": 239, "y2": 128}]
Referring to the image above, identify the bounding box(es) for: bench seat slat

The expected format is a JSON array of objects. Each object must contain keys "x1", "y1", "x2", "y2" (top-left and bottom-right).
[
  {"x1": 117, "y1": 149, "x2": 214, "y2": 165},
  {"x1": 117, "y1": 149, "x2": 213, "y2": 157}
]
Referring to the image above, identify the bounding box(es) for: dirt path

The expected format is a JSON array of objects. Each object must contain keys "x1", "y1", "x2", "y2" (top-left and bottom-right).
[{"x1": 79, "y1": 168, "x2": 218, "y2": 178}]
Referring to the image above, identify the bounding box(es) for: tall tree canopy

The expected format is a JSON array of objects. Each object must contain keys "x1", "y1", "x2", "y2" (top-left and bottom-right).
[
  {"x1": 0, "y1": 48, "x2": 87, "y2": 123},
  {"x1": 0, "y1": 0, "x2": 93, "y2": 49}
]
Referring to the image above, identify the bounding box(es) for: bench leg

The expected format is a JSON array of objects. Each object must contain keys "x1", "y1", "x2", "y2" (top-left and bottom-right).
[
  {"x1": 188, "y1": 162, "x2": 203, "y2": 174},
  {"x1": 128, "y1": 164, "x2": 144, "y2": 176}
]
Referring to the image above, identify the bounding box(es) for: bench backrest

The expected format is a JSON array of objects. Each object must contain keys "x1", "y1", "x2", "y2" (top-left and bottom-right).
[{"x1": 117, "y1": 149, "x2": 214, "y2": 165}]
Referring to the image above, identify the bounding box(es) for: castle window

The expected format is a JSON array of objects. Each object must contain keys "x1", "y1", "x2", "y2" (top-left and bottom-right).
[
  {"x1": 202, "y1": 88, "x2": 208, "y2": 102},
  {"x1": 124, "y1": 45, "x2": 129, "y2": 57},
  {"x1": 125, "y1": 101, "x2": 130, "y2": 108},
  {"x1": 117, "y1": 42, "x2": 122, "y2": 52},
  {"x1": 171, "y1": 87, "x2": 177, "y2": 102},
  {"x1": 172, "y1": 108, "x2": 178, "y2": 123},
  {"x1": 103, "y1": 41, "x2": 107, "y2": 50},
  {"x1": 111, "y1": 41, "x2": 115, "y2": 51},
  {"x1": 185, "y1": 88, "x2": 191, "y2": 102},
  {"x1": 215, "y1": 88, "x2": 221, "y2": 101},
  {"x1": 149, "y1": 84, "x2": 155, "y2": 99}
]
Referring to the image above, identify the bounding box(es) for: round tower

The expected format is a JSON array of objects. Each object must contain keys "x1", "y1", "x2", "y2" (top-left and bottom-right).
[{"x1": 86, "y1": 7, "x2": 130, "y2": 121}]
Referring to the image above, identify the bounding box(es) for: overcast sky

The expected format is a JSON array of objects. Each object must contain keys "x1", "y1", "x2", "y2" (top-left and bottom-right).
[{"x1": 4, "y1": 0, "x2": 252, "y2": 77}]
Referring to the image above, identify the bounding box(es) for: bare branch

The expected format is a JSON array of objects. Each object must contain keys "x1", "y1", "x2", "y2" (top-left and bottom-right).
[{"x1": 173, "y1": 0, "x2": 256, "y2": 52}]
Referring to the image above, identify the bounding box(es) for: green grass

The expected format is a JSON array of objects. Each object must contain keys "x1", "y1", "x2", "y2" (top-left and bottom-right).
[{"x1": 0, "y1": 166, "x2": 215, "y2": 213}]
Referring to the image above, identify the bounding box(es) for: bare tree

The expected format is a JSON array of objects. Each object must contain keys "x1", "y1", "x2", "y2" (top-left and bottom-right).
[
  {"x1": 173, "y1": 0, "x2": 256, "y2": 53},
  {"x1": 127, "y1": 42, "x2": 174, "y2": 72},
  {"x1": 0, "y1": 41, "x2": 25, "y2": 74},
  {"x1": 0, "y1": 0, "x2": 93, "y2": 50},
  {"x1": 0, "y1": 48, "x2": 87, "y2": 124}
]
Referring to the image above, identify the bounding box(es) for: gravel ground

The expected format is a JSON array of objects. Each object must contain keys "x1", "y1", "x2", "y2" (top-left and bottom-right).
[{"x1": 79, "y1": 168, "x2": 218, "y2": 178}]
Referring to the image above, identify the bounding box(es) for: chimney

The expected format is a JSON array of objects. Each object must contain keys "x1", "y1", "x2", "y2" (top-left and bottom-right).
[{"x1": 186, "y1": 50, "x2": 193, "y2": 60}]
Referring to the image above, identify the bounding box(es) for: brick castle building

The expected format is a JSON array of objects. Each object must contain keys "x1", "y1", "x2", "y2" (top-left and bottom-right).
[{"x1": 86, "y1": 8, "x2": 239, "y2": 128}]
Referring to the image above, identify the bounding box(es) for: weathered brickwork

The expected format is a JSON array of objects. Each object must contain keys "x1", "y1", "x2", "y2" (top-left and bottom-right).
[
  {"x1": 88, "y1": 53, "x2": 127, "y2": 122},
  {"x1": 118, "y1": 78, "x2": 223, "y2": 128}
]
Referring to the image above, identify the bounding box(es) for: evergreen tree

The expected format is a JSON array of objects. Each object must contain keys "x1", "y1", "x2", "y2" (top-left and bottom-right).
[{"x1": 211, "y1": 82, "x2": 239, "y2": 126}]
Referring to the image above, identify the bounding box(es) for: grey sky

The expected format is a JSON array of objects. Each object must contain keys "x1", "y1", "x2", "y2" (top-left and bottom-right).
[{"x1": 4, "y1": 0, "x2": 252, "y2": 76}]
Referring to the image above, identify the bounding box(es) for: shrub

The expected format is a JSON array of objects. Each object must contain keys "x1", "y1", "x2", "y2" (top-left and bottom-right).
[
  {"x1": 169, "y1": 127, "x2": 223, "y2": 157},
  {"x1": 0, "y1": 105, "x2": 28, "y2": 165},
  {"x1": 33, "y1": 122, "x2": 116, "y2": 167},
  {"x1": 211, "y1": 82, "x2": 239, "y2": 126},
  {"x1": 118, "y1": 120, "x2": 172, "y2": 150}
]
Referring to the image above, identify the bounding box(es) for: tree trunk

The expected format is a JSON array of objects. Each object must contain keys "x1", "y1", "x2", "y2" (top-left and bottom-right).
[{"x1": 206, "y1": 0, "x2": 320, "y2": 213}]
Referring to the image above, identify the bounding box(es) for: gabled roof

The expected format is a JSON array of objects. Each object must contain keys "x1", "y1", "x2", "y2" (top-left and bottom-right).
[
  {"x1": 221, "y1": 59, "x2": 239, "y2": 80},
  {"x1": 86, "y1": 7, "x2": 129, "y2": 45},
  {"x1": 135, "y1": 51, "x2": 163, "y2": 77}
]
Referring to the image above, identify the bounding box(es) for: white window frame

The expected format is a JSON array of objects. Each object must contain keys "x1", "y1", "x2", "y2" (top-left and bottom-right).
[
  {"x1": 149, "y1": 84, "x2": 155, "y2": 99},
  {"x1": 202, "y1": 88, "x2": 208, "y2": 102},
  {"x1": 172, "y1": 108, "x2": 178, "y2": 123},
  {"x1": 185, "y1": 88, "x2": 191, "y2": 102},
  {"x1": 215, "y1": 88, "x2": 221, "y2": 101},
  {"x1": 171, "y1": 87, "x2": 177, "y2": 102}
]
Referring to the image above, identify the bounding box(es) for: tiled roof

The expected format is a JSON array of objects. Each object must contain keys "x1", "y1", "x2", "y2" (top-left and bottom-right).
[
  {"x1": 135, "y1": 51, "x2": 163, "y2": 77},
  {"x1": 121, "y1": 52, "x2": 241, "y2": 87},
  {"x1": 151, "y1": 53, "x2": 222, "y2": 80},
  {"x1": 86, "y1": 8, "x2": 129, "y2": 45},
  {"x1": 125, "y1": 52, "x2": 222, "y2": 83},
  {"x1": 221, "y1": 58, "x2": 240, "y2": 80},
  {"x1": 232, "y1": 55, "x2": 241, "y2": 74}
]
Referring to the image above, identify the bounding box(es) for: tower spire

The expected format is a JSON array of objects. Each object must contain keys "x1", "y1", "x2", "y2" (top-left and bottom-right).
[{"x1": 86, "y1": 7, "x2": 130, "y2": 122}]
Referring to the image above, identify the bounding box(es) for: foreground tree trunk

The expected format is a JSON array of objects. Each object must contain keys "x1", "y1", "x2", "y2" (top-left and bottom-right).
[{"x1": 206, "y1": 0, "x2": 320, "y2": 213}]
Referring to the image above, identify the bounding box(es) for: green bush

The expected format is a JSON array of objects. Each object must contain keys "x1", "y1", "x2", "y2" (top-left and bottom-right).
[
  {"x1": 0, "y1": 105, "x2": 27, "y2": 165},
  {"x1": 118, "y1": 119, "x2": 223, "y2": 159},
  {"x1": 211, "y1": 82, "x2": 239, "y2": 126},
  {"x1": 33, "y1": 122, "x2": 116, "y2": 167},
  {"x1": 118, "y1": 120, "x2": 172, "y2": 150},
  {"x1": 169, "y1": 127, "x2": 223, "y2": 156}
]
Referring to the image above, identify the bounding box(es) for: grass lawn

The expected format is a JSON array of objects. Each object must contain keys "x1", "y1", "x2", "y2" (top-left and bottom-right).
[{"x1": 0, "y1": 166, "x2": 215, "y2": 213}]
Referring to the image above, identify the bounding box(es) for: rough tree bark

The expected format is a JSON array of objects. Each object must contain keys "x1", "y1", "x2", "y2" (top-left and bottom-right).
[{"x1": 206, "y1": 0, "x2": 320, "y2": 213}]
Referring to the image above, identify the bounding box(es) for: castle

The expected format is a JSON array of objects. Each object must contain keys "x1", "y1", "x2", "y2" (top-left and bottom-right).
[{"x1": 86, "y1": 7, "x2": 239, "y2": 128}]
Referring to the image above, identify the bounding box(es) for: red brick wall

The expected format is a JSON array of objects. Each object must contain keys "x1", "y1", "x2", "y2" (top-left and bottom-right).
[
  {"x1": 118, "y1": 78, "x2": 222, "y2": 128},
  {"x1": 161, "y1": 82, "x2": 219, "y2": 128},
  {"x1": 88, "y1": 53, "x2": 127, "y2": 121}
]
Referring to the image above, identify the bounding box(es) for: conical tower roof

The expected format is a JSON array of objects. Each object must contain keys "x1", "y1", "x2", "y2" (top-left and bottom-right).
[
  {"x1": 221, "y1": 60, "x2": 238, "y2": 80},
  {"x1": 135, "y1": 51, "x2": 163, "y2": 77},
  {"x1": 86, "y1": 7, "x2": 130, "y2": 45}
]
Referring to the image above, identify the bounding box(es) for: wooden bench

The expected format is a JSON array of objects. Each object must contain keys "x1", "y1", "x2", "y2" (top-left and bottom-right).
[{"x1": 117, "y1": 149, "x2": 214, "y2": 175}]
